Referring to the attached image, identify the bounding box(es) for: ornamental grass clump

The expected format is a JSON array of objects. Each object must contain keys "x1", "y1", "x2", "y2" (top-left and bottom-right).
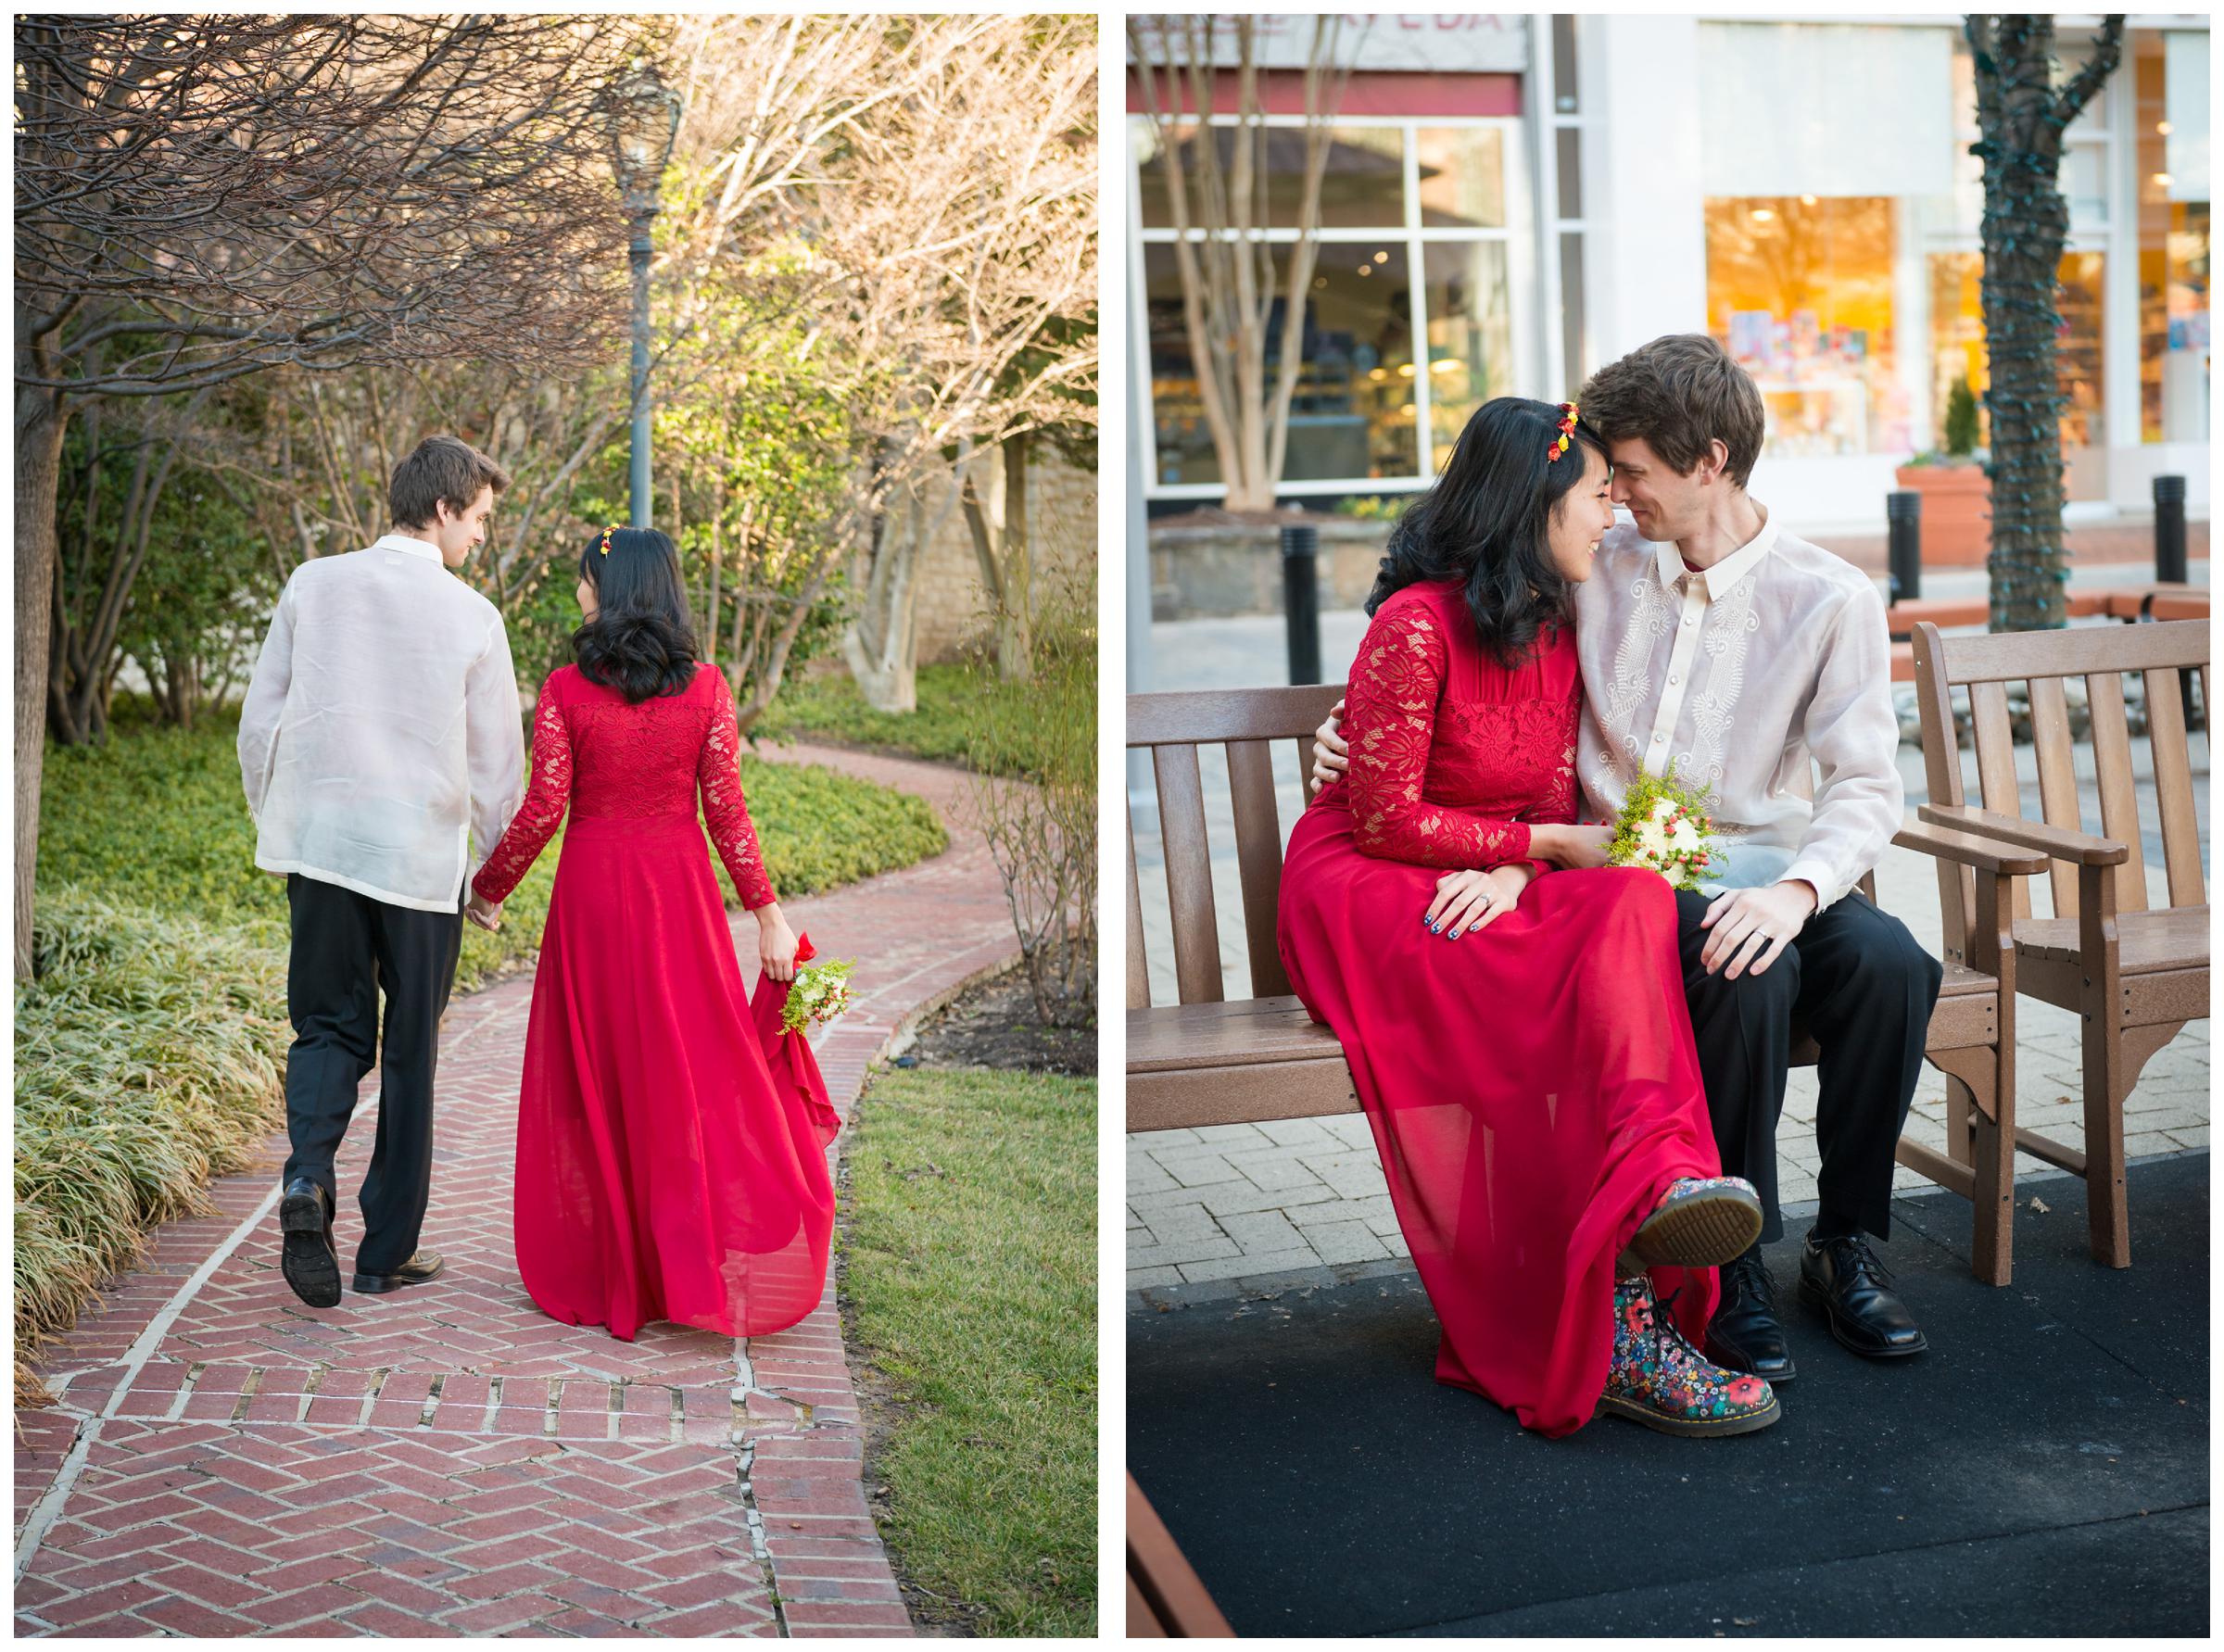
[{"x1": 15, "y1": 887, "x2": 291, "y2": 1405}]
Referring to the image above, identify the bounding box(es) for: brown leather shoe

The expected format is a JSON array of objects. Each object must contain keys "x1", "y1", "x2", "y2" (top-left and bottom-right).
[{"x1": 350, "y1": 1250, "x2": 445, "y2": 1294}]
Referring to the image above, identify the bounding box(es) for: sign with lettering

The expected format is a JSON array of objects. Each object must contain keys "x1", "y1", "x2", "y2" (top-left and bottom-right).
[{"x1": 1126, "y1": 15, "x2": 1530, "y2": 75}]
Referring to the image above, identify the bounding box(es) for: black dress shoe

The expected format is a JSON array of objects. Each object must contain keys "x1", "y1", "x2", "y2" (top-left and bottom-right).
[
  {"x1": 351, "y1": 1251, "x2": 445, "y2": 1294},
  {"x1": 279, "y1": 1178, "x2": 340, "y2": 1308},
  {"x1": 1799, "y1": 1232, "x2": 1927, "y2": 1358},
  {"x1": 1706, "y1": 1247, "x2": 1797, "y2": 1383}
]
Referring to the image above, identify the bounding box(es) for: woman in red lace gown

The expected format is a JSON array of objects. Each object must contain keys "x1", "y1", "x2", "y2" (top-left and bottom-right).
[
  {"x1": 468, "y1": 527, "x2": 839, "y2": 1343},
  {"x1": 1277, "y1": 399, "x2": 1777, "y2": 1438}
]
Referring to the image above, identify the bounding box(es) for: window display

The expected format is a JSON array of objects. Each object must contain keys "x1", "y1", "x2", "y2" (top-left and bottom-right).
[{"x1": 1705, "y1": 195, "x2": 1905, "y2": 456}]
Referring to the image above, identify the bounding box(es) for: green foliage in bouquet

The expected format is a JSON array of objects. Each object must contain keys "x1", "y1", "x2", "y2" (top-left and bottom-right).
[
  {"x1": 778, "y1": 955, "x2": 855, "y2": 1036},
  {"x1": 1608, "y1": 772, "x2": 1718, "y2": 891}
]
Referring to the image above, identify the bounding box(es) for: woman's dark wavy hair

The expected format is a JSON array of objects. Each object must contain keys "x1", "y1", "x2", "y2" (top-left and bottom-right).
[
  {"x1": 1365, "y1": 396, "x2": 1610, "y2": 669},
  {"x1": 573, "y1": 526, "x2": 700, "y2": 703}
]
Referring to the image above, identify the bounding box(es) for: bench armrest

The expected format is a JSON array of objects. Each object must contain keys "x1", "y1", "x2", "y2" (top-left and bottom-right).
[
  {"x1": 1891, "y1": 816, "x2": 2050, "y2": 876},
  {"x1": 1917, "y1": 804, "x2": 2129, "y2": 868}
]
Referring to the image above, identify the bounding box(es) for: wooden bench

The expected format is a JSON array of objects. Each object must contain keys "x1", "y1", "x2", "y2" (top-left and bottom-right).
[
  {"x1": 1127, "y1": 1474, "x2": 1233, "y2": 1636},
  {"x1": 1910, "y1": 617, "x2": 2210, "y2": 1268},
  {"x1": 1127, "y1": 687, "x2": 2051, "y2": 1283}
]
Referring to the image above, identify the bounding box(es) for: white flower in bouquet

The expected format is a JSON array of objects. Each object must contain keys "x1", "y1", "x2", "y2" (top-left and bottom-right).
[{"x1": 1608, "y1": 775, "x2": 1718, "y2": 891}]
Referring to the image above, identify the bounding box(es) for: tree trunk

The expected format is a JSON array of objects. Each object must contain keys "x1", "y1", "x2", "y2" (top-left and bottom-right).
[
  {"x1": 15, "y1": 372, "x2": 66, "y2": 978},
  {"x1": 1968, "y1": 14, "x2": 2124, "y2": 632},
  {"x1": 840, "y1": 483, "x2": 928, "y2": 713},
  {"x1": 961, "y1": 435, "x2": 1035, "y2": 683}
]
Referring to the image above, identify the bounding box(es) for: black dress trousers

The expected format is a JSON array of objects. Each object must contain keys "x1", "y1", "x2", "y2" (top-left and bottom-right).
[
  {"x1": 280, "y1": 873, "x2": 465, "y2": 1275},
  {"x1": 1673, "y1": 887, "x2": 1943, "y2": 1243}
]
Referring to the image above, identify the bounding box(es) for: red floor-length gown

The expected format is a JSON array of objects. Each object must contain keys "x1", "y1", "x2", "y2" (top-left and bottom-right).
[
  {"x1": 1277, "y1": 579, "x2": 1723, "y2": 1436},
  {"x1": 471, "y1": 662, "x2": 840, "y2": 1342}
]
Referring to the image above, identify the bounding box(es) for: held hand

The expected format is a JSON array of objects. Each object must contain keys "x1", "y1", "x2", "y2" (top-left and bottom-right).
[
  {"x1": 1308, "y1": 698, "x2": 1349, "y2": 796},
  {"x1": 1533, "y1": 823, "x2": 1616, "y2": 869},
  {"x1": 758, "y1": 904, "x2": 799, "y2": 983},
  {"x1": 1700, "y1": 879, "x2": 1819, "y2": 978},
  {"x1": 1424, "y1": 864, "x2": 1533, "y2": 939},
  {"x1": 464, "y1": 891, "x2": 501, "y2": 933}
]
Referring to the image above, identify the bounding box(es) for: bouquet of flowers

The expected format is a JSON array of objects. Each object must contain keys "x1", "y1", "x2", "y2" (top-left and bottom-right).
[
  {"x1": 777, "y1": 933, "x2": 856, "y2": 1037},
  {"x1": 1609, "y1": 773, "x2": 1717, "y2": 890}
]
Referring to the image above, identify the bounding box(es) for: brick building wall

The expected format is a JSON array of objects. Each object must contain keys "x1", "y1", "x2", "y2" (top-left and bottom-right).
[{"x1": 910, "y1": 445, "x2": 1097, "y2": 664}]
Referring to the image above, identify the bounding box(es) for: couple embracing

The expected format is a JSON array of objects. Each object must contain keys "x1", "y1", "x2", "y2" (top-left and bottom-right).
[
  {"x1": 1286, "y1": 334, "x2": 1940, "y2": 1440},
  {"x1": 238, "y1": 435, "x2": 838, "y2": 1342}
]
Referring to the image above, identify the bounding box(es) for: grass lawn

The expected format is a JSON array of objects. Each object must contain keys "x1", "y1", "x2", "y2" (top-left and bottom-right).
[
  {"x1": 839, "y1": 1066, "x2": 1096, "y2": 1636},
  {"x1": 755, "y1": 662, "x2": 1052, "y2": 778}
]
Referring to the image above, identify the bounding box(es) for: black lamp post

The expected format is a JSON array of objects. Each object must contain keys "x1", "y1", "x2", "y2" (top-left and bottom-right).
[{"x1": 605, "y1": 60, "x2": 681, "y2": 529}]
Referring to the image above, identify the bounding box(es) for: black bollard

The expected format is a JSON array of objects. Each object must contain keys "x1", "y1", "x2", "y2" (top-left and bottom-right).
[
  {"x1": 1886, "y1": 489, "x2": 1922, "y2": 604},
  {"x1": 2154, "y1": 473, "x2": 2187, "y2": 586},
  {"x1": 1282, "y1": 522, "x2": 1321, "y2": 686},
  {"x1": 2151, "y1": 474, "x2": 2197, "y2": 727}
]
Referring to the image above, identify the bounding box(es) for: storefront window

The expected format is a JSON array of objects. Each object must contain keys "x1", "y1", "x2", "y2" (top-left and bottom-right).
[
  {"x1": 1138, "y1": 115, "x2": 1518, "y2": 493},
  {"x1": 2135, "y1": 32, "x2": 2212, "y2": 443},
  {"x1": 1705, "y1": 195, "x2": 1904, "y2": 456},
  {"x1": 1421, "y1": 242, "x2": 1513, "y2": 461},
  {"x1": 1134, "y1": 120, "x2": 1407, "y2": 230},
  {"x1": 1415, "y1": 128, "x2": 1505, "y2": 228},
  {"x1": 1286, "y1": 243, "x2": 1417, "y2": 480},
  {"x1": 1144, "y1": 243, "x2": 1218, "y2": 486}
]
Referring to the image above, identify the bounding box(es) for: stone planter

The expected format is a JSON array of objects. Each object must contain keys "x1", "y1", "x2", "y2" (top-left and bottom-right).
[
  {"x1": 1892, "y1": 461, "x2": 1991, "y2": 565},
  {"x1": 1147, "y1": 513, "x2": 1394, "y2": 621}
]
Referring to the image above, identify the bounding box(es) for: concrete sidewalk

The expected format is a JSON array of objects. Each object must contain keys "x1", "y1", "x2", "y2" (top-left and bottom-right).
[{"x1": 15, "y1": 744, "x2": 1019, "y2": 1637}]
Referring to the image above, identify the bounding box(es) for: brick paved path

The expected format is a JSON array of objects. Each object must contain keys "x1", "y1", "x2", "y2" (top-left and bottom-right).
[{"x1": 14, "y1": 742, "x2": 1018, "y2": 1637}]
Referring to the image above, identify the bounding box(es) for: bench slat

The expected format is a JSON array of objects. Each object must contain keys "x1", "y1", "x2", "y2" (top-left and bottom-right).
[
  {"x1": 1127, "y1": 803, "x2": 1151, "y2": 1011},
  {"x1": 1932, "y1": 617, "x2": 2208, "y2": 683},
  {"x1": 2085, "y1": 671, "x2": 2149, "y2": 914},
  {"x1": 1968, "y1": 680, "x2": 2031, "y2": 921},
  {"x1": 1154, "y1": 742, "x2": 1226, "y2": 1004},
  {"x1": 2025, "y1": 675, "x2": 2083, "y2": 918},
  {"x1": 2144, "y1": 666, "x2": 2206, "y2": 909},
  {"x1": 1130, "y1": 684, "x2": 1347, "y2": 746},
  {"x1": 1226, "y1": 738, "x2": 1291, "y2": 999}
]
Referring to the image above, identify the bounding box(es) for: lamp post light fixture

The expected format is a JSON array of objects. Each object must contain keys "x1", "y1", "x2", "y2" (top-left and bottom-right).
[{"x1": 604, "y1": 59, "x2": 682, "y2": 529}]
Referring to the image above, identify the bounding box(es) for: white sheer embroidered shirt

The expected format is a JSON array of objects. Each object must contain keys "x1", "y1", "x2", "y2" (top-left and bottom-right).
[
  {"x1": 237, "y1": 534, "x2": 526, "y2": 913},
  {"x1": 1572, "y1": 510, "x2": 1902, "y2": 911}
]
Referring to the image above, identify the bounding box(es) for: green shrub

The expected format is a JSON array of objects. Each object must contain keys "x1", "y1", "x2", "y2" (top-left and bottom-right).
[{"x1": 1943, "y1": 374, "x2": 1981, "y2": 460}]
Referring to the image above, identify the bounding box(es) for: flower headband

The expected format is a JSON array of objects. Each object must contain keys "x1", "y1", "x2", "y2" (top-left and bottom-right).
[
  {"x1": 1547, "y1": 401, "x2": 1578, "y2": 462},
  {"x1": 599, "y1": 524, "x2": 617, "y2": 556}
]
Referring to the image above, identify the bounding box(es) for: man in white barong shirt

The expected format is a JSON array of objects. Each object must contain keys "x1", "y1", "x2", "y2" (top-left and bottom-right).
[
  {"x1": 238, "y1": 435, "x2": 525, "y2": 1308},
  {"x1": 1313, "y1": 335, "x2": 1940, "y2": 1385}
]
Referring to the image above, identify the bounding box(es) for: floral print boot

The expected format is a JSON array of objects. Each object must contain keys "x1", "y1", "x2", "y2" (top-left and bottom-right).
[
  {"x1": 1596, "y1": 1273, "x2": 1781, "y2": 1437},
  {"x1": 1617, "y1": 1175, "x2": 1764, "y2": 1275}
]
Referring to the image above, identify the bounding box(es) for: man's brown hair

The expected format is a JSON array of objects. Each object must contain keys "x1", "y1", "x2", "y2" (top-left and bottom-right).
[
  {"x1": 1577, "y1": 334, "x2": 1766, "y2": 488},
  {"x1": 388, "y1": 435, "x2": 510, "y2": 531}
]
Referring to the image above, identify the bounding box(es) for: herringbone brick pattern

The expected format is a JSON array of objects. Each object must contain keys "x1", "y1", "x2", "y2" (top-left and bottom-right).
[{"x1": 16, "y1": 743, "x2": 1020, "y2": 1637}]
